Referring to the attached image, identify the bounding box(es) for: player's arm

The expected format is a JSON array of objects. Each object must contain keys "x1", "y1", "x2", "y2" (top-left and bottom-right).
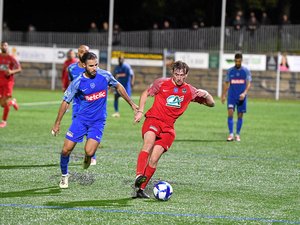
[
  {"x1": 51, "y1": 100, "x2": 70, "y2": 136},
  {"x1": 239, "y1": 80, "x2": 251, "y2": 101},
  {"x1": 134, "y1": 89, "x2": 149, "y2": 123},
  {"x1": 7, "y1": 59, "x2": 22, "y2": 76},
  {"x1": 221, "y1": 81, "x2": 230, "y2": 104},
  {"x1": 193, "y1": 88, "x2": 215, "y2": 107},
  {"x1": 115, "y1": 82, "x2": 138, "y2": 112}
]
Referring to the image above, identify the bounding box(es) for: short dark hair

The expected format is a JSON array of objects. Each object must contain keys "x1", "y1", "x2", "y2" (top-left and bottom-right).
[
  {"x1": 82, "y1": 52, "x2": 97, "y2": 63},
  {"x1": 235, "y1": 53, "x2": 243, "y2": 60},
  {"x1": 172, "y1": 60, "x2": 190, "y2": 74}
]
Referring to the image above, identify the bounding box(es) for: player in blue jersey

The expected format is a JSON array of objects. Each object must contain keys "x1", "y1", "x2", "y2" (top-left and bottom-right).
[
  {"x1": 67, "y1": 45, "x2": 101, "y2": 165},
  {"x1": 51, "y1": 52, "x2": 138, "y2": 189},
  {"x1": 221, "y1": 53, "x2": 252, "y2": 142},
  {"x1": 112, "y1": 56, "x2": 135, "y2": 118}
]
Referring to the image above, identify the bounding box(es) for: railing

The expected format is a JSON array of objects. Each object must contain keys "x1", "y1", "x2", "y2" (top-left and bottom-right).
[{"x1": 3, "y1": 25, "x2": 300, "y2": 53}]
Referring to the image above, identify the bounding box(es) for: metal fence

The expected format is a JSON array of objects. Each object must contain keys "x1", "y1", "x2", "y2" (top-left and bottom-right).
[{"x1": 3, "y1": 25, "x2": 300, "y2": 53}]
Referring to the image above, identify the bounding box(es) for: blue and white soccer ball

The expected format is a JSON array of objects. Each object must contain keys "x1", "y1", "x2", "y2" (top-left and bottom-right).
[{"x1": 153, "y1": 181, "x2": 173, "y2": 201}]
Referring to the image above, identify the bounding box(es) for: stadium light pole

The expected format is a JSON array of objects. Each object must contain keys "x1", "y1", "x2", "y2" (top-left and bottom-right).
[
  {"x1": 0, "y1": 0, "x2": 3, "y2": 42},
  {"x1": 217, "y1": 0, "x2": 227, "y2": 98},
  {"x1": 107, "y1": 0, "x2": 114, "y2": 72}
]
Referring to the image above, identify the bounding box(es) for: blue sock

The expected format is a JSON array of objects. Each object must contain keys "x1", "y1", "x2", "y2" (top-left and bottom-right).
[
  {"x1": 114, "y1": 96, "x2": 119, "y2": 112},
  {"x1": 92, "y1": 153, "x2": 96, "y2": 159},
  {"x1": 236, "y1": 118, "x2": 243, "y2": 135},
  {"x1": 227, "y1": 117, "x2": 234, "y2": 134},
  {"x1": 60, "y1": 154, "x2": 70, "y2": 175}
]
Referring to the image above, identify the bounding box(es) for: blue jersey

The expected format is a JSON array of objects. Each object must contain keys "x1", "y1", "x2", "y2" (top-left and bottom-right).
[
  {"x1": 226, "y1": 66, "x2": 252, "y2": 99},
  {"x1": 67, "y1": 62, "x2": 86, "y2": 116},
  {"x1": 63, "y1": 68, "x2": 118, "y2": 121},
  {"x1": 68, "y1": 62, "x2": 85, "y2": 81},
  {"x1": 113, "y1": 62, "x2": 134, "y2": 95}
]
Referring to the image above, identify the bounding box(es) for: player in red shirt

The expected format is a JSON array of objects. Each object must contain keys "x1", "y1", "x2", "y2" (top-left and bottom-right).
[
  {"x1": 133, "y1": 60, "x2": 215, "y2": 198},
  {"x1": 0, "y1": 41, "x2": 22, "y2": 128},
  {"x1": 61, "y1": 49, "x2": 78, "y2": 92}
]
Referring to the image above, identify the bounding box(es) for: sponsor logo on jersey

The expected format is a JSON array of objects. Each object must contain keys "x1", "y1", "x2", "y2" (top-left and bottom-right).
[
  {"x1": 166, "y1": 95, "x2": 184, "y2": 108},
  {"x1": 173, "y1": 87, "x2": 178, "y2": 93},
  {"x1": 85, "y1": 90, "x2": 106, "y2": 101},
  {"x1": 231, "y1": 79, "x2": 245, "y2": 84}
]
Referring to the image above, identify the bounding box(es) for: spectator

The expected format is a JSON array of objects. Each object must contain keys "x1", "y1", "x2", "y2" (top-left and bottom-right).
[
  {"x1": 191, "y1": 21, "x2": 199, "y2": 30},
  {"x1": 88, "y1": 22, "x2": 98, "y2": 32},
  {"x1": 3, "y1": 22, "x2": 10, "y2": 31},
  {"x1": 61, "y1": 49, "x2": 78, "y2": 92},
  {"x1": 28, "y1": 24, "x2": 36, "y2": 32},
  {"x1": 280, "y1": 14, "x2": 291, "y2": 49},
  {"x1": 279, "y1": 54, "x2": 289, "y2": 72},
  {"x1": 113, "y1": 23, "x2": 121, "y2": 45},
  {"x1": 232, "y1": 15, "x2": 244, "y2": 31},
  {"x1": 100, "y1": 21, "x2": 108, "y2": 32},
  {"x1": 261, "y1": 12, "x2": 271, "y2": 25},
  {"x1": 163, "y1": 20, "x2": 171, "y2": 29},
  {"x1": 152, "y1": 22, "x2": 159, "y2": 30},
  {"x1": 247, "y1": 12, "x2": 259, "y2": 36}
]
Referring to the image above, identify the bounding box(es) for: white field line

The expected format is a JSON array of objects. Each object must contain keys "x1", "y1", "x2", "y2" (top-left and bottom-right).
[{"x1": 19, "y1": 96, "x2": 140, "y2": 106}]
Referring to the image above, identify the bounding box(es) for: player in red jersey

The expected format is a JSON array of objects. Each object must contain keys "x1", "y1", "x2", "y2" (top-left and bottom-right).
[
  {"x1": 0, "y1": 41, "x2": 22, "y2": 128},
  {"x1": 61, "y1": 49, "x2": 78, "y2": 92},
  {"x1": 132, "y1": 60, "x2": 215, "y2": 198}
]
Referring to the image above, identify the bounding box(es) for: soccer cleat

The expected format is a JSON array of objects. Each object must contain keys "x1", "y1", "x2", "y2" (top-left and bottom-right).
[
  {"x1": 227, "y1": 134, "x2": 234, "y2": 141},
  {"x1": 0, "y1": 121, "x2": 7, "y2": 128},
  {"x1": 134, "y1": 189, "x2": 150, "y2": 199},
  {"x1": 235, "y1": 135, "x2": 241, "y2": 142},
  {"x1": 59, "y1": 175, "x2": 69, "y2": 189},
  {"x1": 112, "y1": 112, "x2": 120, "y2": 118},
  {"x1": 134, "y1": 175, "x2": 147, "y2": 189},
  {"x1": 83, "y1": 155, "x2": 91, "y2": 169},
  {"x1": 90, "y1": 158, "x2": 97, "y2": 166},
  {"x1": 11, "y1": 98, "x2": 19, "y2": 111}
]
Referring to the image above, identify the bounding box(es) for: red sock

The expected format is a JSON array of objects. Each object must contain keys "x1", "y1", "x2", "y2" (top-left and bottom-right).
[
  {"x1": 2, "y1": 105, "x2": 10, "y2": 121},
  {"x1": 136, "y1": 151, "x2": 149, "y2": 176},
  {"x1": 140, "y1": 165, "x2": 156, "y2": 190}
]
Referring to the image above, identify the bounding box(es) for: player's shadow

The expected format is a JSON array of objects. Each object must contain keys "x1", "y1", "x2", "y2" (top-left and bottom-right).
[
  {"x1": 46, "y1": 198, "x2": 133, "y2": 208},
  {"x1": 0, "y1": 186, "x2": 61, "y2": 198},
  {"x1": 174, "y1": 139, "x2": 224, "y2": 142},
  {"x1": 0, "y1": 164, "x2": 58, "y2": 170}
]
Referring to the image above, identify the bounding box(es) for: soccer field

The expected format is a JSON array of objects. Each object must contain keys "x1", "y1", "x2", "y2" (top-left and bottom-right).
[{"x1": 0, "y1": 88, "x2": 299, "y2": 224}]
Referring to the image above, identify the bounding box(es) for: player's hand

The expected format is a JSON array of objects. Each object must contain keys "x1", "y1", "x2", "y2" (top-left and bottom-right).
[
  {"x1": 221, "y1": 95, "x2": 226, "y2": 104},
  {"x1": 51, "y1": 125, "x2": 60, "y2": 137},
  {"x1": 134, "y1": 111, "x2": 144, "y2": 123},
  {"x1": 196, "y1": 89, "x2": 209, "y2": 98},
  {"x1": 131, "y1": 103, "x2": 139, "y2": 114},
  {"x1": 239, "y1": 93, "x2": 246, "y2": 101}
]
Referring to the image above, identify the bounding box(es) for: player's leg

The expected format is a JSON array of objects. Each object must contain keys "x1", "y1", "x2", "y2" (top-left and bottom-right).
[
  {"x1": 84, "y1": 120, "x2": 104, "y2": 168},
  {"x1": 59, "y1": 139, "x2": 77, "y2": 188},
  {"x1": 83, "y1": 138, "x2": 99, "y2": 169},
  {"x1": 227, "y1": 107, "x2": 235, "y2": 141},
  {"x1": 112, "y1": 92, "x2": 121, "y2": 117},
  {"x1": 135, "y1": 131, "x2": 156, "y2": 189},
  {"x1": 236, "y1": 98, "x2": 247, "y2": 141}
]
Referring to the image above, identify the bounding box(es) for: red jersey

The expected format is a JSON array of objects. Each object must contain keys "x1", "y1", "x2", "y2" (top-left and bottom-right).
[
  {"x1": 146, "y1": 78, "x2": 201, "y2": 126},
  {"x1": 61, "y1": 58, "x2": 78, "y2": 90},
  {"x1": 0, "y1": 54, "x2": 21, "y2": 83}
]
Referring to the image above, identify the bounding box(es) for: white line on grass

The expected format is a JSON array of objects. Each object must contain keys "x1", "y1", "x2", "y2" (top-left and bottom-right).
[
  {"x1": 0, "y1": 203, "x2": 299, "y2": 224},
  {"x1": 19, "y1": 96, "x2": 140, "y2": 106}
]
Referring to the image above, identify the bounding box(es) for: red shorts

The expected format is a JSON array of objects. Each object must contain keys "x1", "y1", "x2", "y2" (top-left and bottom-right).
[
  {"x1": 142, "y1": 117, "x2": 175, "y2": 151},
  {"x1": 0, "y1": 81, "x2": 14, "y2": 98}
]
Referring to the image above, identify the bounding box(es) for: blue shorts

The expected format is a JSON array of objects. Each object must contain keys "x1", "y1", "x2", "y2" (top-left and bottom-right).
[
  {"x1": 65, "y1": 118, "x2": 106, "y2": 143},
  {"x1": 227, "y1": 97, "x2": 247, "y2": 113}
]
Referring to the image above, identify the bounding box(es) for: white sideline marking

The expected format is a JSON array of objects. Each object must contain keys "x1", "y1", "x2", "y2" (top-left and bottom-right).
[{"x1": 19, "y1": 96, "x2": 140, "y2": 106}]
